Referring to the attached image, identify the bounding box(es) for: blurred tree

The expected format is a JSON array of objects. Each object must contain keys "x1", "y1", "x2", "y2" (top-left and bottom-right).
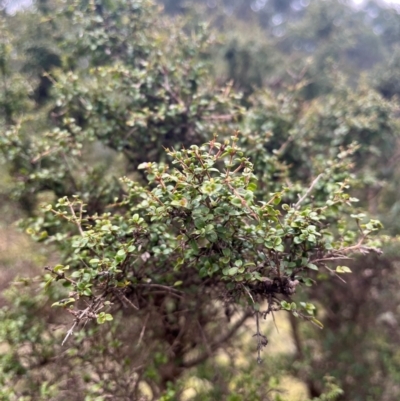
[{"x1": 1, "y1": 0, "x2": 400, "y2": 400}]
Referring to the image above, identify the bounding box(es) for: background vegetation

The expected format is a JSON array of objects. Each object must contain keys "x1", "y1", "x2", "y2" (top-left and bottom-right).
[{"x1": 1, "y1": 0, "x2": 400, "y2": 400}]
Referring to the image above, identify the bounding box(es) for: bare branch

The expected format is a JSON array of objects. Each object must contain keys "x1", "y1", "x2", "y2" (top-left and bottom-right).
[
  {"x1": 182, "y1": 310, "x2": 252, "y2": 368},
  {"x1": 137, "y1": 314, "x2": 149, "y2": 347},
  {"x1": 295, "y1": 174, "x2": 323, "y2": 209},
  {"x1": 67, "y1": 199, "x2": 84, "y2": 237},
  {"x1": 323, "y1": 264, "x2": 347, "y2": 284}
]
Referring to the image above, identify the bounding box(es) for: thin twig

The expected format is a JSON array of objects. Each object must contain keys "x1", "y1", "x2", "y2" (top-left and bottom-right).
[
  {"x1": 31, "y1": 148, "x2": 57, "y2": 163},
  {"x1": 268, "y1": 293, "x2": 279, "y2": 334},
  {"x1": 311, "y1": 256, "x2": 352, "y2": 263},
  {"x1": 256, "y1": 312, "x2": 262, "y2": 363},
  {"x1": 294, "y1": 174, "x2": 323, "y2": 209},
  {"x1": 62, "y1": 307, "x2": 90, "y2": 346},
  {"x1": 61, "y1": 292, "x2": 106, "y2": 345},
  {"x1": 194, "y1": 150, "x2": 211, "y2": 179},
  {"x1": 136, "y1": 283, "x2": 183, "y2": 295},
  {"x1": 226, "y1": 181, "x2": 259, "y2": 221},
  {"x1": 61, "y1": 321, "x2": 78, "y2": 346},
  {"x1": 114, "y1": 290, "x2": 139, "y2": 310},
  {"x1": 275, "y1": 136, "x2": 293, "y2": 155},
  {"x1": 45, "y1": 266, "x2": 76, "y2": 285},
  {"x1": 243, "y1": 285, "x2": 255, "y2": 305},
  {"x1": 323, "y1": 264, "x2": 346, "y2": 284},
  {"x1": 137, "y1": 314, "x2": 149, "y2": 347},
  {"x1": 271, "y1": 310, "x2": 279, "y2": 334},
  {"x1": 183, "y1": 310, "x2": 251, "y2": 368},
  {"x1": 67, "y1": 200, "x2": 84, "y2": 237}
]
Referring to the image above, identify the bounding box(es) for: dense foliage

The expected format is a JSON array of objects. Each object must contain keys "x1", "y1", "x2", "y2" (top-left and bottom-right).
[{"x1": 1, "y1": 0, "x2": 400, "y2": 400}]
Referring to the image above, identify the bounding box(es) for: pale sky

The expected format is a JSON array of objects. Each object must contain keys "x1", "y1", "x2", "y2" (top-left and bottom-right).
[{"x1": 4, "y1": 0, "x2": 400, "y2": 14}]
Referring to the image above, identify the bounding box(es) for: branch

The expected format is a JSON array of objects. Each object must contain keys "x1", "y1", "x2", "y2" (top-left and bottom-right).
[
  {"x1": 323, "y1": 264, "x2": 346, "y2": 284},
  {"x1": 136, "y1": 283, "x2": 184, "y2": 296},
  {"x1": 61, "y1": 320, "x2": 78, "y2": 346},
  {"x1": 62, "y1": 307, "x2": 91, "y2": 346},
  {"x1": 61, "y1": 293, "x2": 105, "y2": 345},
  {"x1": 182, "y1": 310, "x2": 252, "y2": 368},
  {"x1": 288, "y1": 312, "x2": 304, "y2": 360},
  {"x1": 253, "y1": 312, "x2": 268, "y2": 364},
  {"x1": 294, "y1": 174, "x2": 323, "y2": 209},
  {"x1": 225, "y1": 181, "x2": 259, "y2": 221},
  {"x1": 31, "y1": 147, "x2": 57, "y2": 163},
  {"x1": 67, "y1": 199, "x2": 84, "y2": 237},
  {"x1": 136, "y1": 314, "x2": 149, "y2": 347},
  {"x1": 45, "y1": 266, "x2": 76, "y2": 285}
]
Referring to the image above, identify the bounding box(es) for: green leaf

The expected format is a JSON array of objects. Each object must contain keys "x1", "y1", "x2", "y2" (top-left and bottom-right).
[
  {"x1": 294, "y1": 236, "x2": 302, "y2": 244},
  {"x1": 115, "y1": 249, "x2": 126, "y2": 263},
  {"x1": 228, "y1": 267, "x2": 238, "y2": 276},
  {"x1": 307, "y1": 263, "x2": 319, "y2": 271},
  {"x1": 53, "y1": 264, "x2": 64, "y2": 272},
  {"x1": 219, "y1": 256, "x2": 230, "y2": 264},
  {"x1": 222, "y1": 248, "x2": 231, "y2": 257},
  {"x1": 247, "y1": 181, "x2": 257, "y2": 192},
  {"x1": 273, "y1": 196, "x2": 281, "y2": 205},
  {"x1": 71, "y1": 270, "x2": 82, "y2": 278},
  {"x1": 311, "y1": 317, "x2": 324, "y2": 329},
  {"x1": 44, "y1": 278, "x2": 54, "y2": 289},
  {"x1": 336, "y1": 266, "x2": 352, "y2": 273},
  {"x1": 51, "y1": 298, "x2": 75, "y2": 307},
  {"x1": 97, "y1": 313, "x2": 106, "y2": 324},
  {"x1": 189, "y1": 240, "x2": 199, "y2": 254},
  {"x1": 303, "y1": 278, "x2": 314, "y2": 287},
  {"x1": 230, "y1": 197, "x2": 242, "y2": 207}
]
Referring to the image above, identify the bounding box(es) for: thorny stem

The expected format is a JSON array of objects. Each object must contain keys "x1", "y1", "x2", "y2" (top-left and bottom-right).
[
  {"x1": 62, "y1": 307, "x2": 90, "y2": 346},
  {"x1": 62, "y1": 293, "x2": 105, "y2": 345},
  {"x1": 62, "y1": 321, "x2": 78, "y2": 346}
]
